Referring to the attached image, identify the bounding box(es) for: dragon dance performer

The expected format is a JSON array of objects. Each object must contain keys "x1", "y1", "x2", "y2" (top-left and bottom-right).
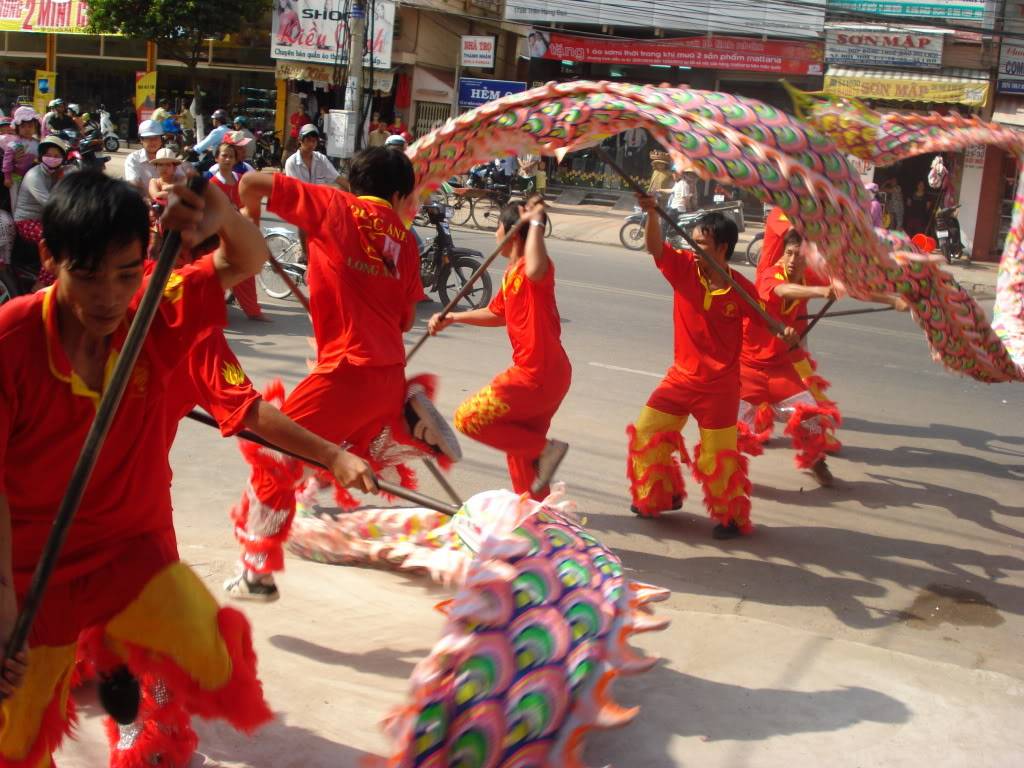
[
  {"x1": 626, "y1": 195, "x2": 798, "y2": 539},
  {"x1": 0, "y1": 172, "x2": 274, "y2": 767},
  {"x1": 739, "y1": 222, "x2": 910, "y2": 483},
  {"x1": 428, "y1": 199, "x2": 570, "y2": 499},
  {"x1": 231, "y1": 146, "x2": 457, "y2": 601}
]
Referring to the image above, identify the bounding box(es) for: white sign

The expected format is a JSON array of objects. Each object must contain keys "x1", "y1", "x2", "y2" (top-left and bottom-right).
[
  {"x1": 999, "y1": 1, "x2": 1024, "y2": 93},
  {"x1": 271, "y1": 0, "x2": 395, "y2": 68},
  {"x1": 826, "y1": 27, "x2": 943, "y2": 68},
  {"x1": 504, "y1": 0, "x2": 825, "y2": 39},
  {"x1": 325, "y1": 109, "x2": 357, "y2": 159},
  {"x1": 461, "y1": 35, "x2": 496, "y2": 68}
]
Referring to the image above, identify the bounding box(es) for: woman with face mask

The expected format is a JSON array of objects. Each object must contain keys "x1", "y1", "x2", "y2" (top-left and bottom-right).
[{"x1": 14, "y1": 135, "x2": 69, "y2": 288}]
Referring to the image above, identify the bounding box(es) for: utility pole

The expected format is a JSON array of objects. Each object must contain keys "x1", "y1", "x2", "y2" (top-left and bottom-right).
[{"x1": 349, "y1": 0, "x2": 367, "y2": 150}]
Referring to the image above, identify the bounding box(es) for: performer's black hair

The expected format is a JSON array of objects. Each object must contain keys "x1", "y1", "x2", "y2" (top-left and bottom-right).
[
  {"x1": 42, "y1": 170, "x2": 150, "y2": 274},
  {"x1": 693, "y1": 210, "x2": 738, "y2": 261},
  {"x1": 498, "y1": 204, "x2": 528, "y2": 245},
  {"x1": 349, "y1": 146, "x2": 415, "y2": 201},
  {"x1": 783, "y1": 229, "x2": 803, "y2": 248}
]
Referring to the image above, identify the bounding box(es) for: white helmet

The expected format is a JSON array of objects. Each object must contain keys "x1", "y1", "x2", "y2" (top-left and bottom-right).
[
  {"x1": 385, "y1": 134, "x2": 407, "y2": 147},
  {"x1": 138, "y1": 119, "x2": 163, "y2": 138},
  {"x1": 67, "y1": 103, "x2": 80, "y2": 115}
]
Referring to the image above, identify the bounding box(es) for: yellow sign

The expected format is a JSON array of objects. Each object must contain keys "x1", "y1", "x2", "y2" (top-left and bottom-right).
[
  {"x1": 33, "y1": 70, "x2": 57, "y2": 116},
  {"x1": 824, "y1": 72, "x2": 989, "y2": 107},
  {"x1": 0, "y1": 0, "x2": 92, "y2": 34},
  {"x1": 135, "y1": 70, "x2": 157, "y2": 123}
]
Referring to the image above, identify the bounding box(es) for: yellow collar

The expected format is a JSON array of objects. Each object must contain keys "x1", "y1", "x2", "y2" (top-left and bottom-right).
[
  {"x1": 358, "y1": 195, "x2": 392, "y2": 209},
  {"x1": 695, "y1": 261, "x2": 731, "y2": 311}
]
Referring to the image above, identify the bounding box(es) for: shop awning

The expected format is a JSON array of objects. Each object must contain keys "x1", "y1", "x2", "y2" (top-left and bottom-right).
[
  {"x1": 993, "y1": 94, "x2": 1024, "y2": 128},
  {"x1": 274, "y1": 61, "x2": 395, "y2": 93},
  {"x1": 823, "y1": 66, "x2": 990, "y2": 107}
]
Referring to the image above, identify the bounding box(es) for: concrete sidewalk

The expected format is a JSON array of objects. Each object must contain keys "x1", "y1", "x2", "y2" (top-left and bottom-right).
[{"x1": 56, "y1": 550, "x2": 1024, "y2": 767}]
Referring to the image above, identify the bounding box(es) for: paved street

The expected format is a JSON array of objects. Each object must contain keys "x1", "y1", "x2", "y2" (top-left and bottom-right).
[{"x1": 57, "y1": 213, "x2": 1024, "y2": 765}]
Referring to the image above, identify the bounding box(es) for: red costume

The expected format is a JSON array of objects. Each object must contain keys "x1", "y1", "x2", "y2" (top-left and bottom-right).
[
  {"x1": 738, "y1": 259, "x2": 841, "y2": 468},
  {"x1": 454, "y1": 259, "x2": 571, "y2": 498},
  {"x1": 0, "y1": 262, "x2": 271, "y2": 768},
  {"x1": 208, "y1": 170, "x2": 263, "y2": 320},
  {"x1": 627, "y1": 244, "x2": 763, "y2": 531},
  {"x1": 234, "y1": 175, "x2": 433, "y2": 577}
]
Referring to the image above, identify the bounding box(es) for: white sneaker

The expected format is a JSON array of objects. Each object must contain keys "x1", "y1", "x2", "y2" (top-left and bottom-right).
[
  {"x1": 223, "y1": 572, "x2": 280, "y2": 602},
  {"x1": 406, "y1": 390, "x2": 462, "y2": 462},
  {"x1": 532, "y1": 439, "x2": 569, "y2": 496}
]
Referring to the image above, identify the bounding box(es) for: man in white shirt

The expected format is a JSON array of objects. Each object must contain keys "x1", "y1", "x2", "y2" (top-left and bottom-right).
[
  {"x1": 668, "y1": 170, "x2": 695, "y2": 215},
  {"x1": 283, "y1": 124, "x2": 341, "y2": 186},
  {"x1": 123, "y1": 119, "x2": 186, "y2": 199},
  {"x1": 284, "y1": 124, "x2": 343, "y2": 261}
]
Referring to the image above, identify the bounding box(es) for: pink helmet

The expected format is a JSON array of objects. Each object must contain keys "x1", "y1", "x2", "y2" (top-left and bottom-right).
[{"x1": 12, "y1": 106, "x2": 40, "y2": 126}]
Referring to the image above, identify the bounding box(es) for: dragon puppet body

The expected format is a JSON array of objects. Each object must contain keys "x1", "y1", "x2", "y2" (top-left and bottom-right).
[{"x1": 281, "y1": 81, "x2": 1023, "y2": 765}]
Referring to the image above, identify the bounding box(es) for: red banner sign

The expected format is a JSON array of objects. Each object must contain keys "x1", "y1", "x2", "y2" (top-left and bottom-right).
[{"x1": 535, "y1": 31, "x2": 824, "y2": 76}]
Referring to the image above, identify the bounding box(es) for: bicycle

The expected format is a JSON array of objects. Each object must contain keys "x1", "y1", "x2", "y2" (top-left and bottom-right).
[{"x1": 259, "y1": 228, "x2": 306, "y2": 299}]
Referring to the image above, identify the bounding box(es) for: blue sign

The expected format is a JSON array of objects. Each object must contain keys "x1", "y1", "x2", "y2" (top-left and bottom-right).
[{"x1": 458, "y1": 78, "x2": 528, "y2": 109}]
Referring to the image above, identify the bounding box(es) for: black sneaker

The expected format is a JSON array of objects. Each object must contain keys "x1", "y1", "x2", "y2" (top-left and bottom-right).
[
  {"x1": 223, "y1": 573, "x2": 280, "y2": 602},
  {"x1": 531, "y1": 439, "x2": 569, "y2": 496},
  {"x1": 712, "y1": 521, "x2": 744, "y2": 540}
]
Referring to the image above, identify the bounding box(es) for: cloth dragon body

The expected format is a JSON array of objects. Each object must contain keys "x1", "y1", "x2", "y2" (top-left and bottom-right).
[
  {"x1": 403, "y1": 80, "x2": 1024, "y2": 383},
  {"x1": 289, "y1": 490, "x2": 669, "y2": 766}
]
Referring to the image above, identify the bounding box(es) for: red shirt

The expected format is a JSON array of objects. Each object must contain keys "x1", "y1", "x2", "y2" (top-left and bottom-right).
[
  {"x1": 658, "y1": 244, "x2": 760, "y2": 385},
  {"x1": 488, "y1": 259, "x2": 569, "y2": 378},
  {"x1": 0, "y1": 258, "x2": 226, "y2": 588},
  {"x1": 164, "y1": 328, "x2": 261, "y2": 440},
  {"x1": 268, "y1": 175, "x2": 425, "y2": 370},
  {"x1": 742, "y1": 263, "x2": 830, "y2": 367},
  {"x1": 289, "y1": 111, "x2": 307, "y2": 139},
  {"x1": 208, "y1": 171, "x2": 242, "y2": 209},
  {"x1": 756, "y1": 207, "x2": 793, "y2": 282}
]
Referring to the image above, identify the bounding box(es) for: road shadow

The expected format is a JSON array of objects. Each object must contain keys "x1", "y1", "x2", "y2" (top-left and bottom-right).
[
  {"x1": 606, "y1": 521, "x2": 1024, "y2": 630},
  {"x1": 583, "y1": 659, "x2": 910, "y2": 766},
  {"x1": 836, "y1": 443, "x2": 1023, "y2": 482},
  {"x1": 840, "y1": 416, "x2": 1024, "y2": 457},
  {"x1": 268, "y1": 634, "x2": 428, "y2": 680},
  {"x1": 196, "y1": 715, "x2": 376, "y2": 768}
]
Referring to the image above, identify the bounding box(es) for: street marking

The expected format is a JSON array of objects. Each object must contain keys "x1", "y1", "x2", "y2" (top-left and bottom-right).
[
  {"x1": 558, "y1": 277, "x2": 671, "y2": 303},
  {"x1": 589, "y1": 361, "x2": 664, "y2": 378}
]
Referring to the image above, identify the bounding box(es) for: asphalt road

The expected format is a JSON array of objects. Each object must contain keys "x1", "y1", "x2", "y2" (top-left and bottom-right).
[{"x1": 59, "y1": 225, "x2": 1024, "y2": 766}]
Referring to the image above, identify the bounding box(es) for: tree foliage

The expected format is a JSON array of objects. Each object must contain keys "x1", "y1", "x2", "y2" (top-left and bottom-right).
[{"x1": 87, "y1": 0, "x2": 271, "y2": 70}]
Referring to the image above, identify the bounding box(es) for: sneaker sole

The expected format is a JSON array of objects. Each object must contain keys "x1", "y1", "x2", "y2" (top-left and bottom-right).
[
  {"x1": 409, "y1": 391, "x2": 463, "y2": 462},
  {"x1": 223, "y1": 577, "x2": 281, "y2": 603},
  {"x1": 531, "y1": 440, "x2": 569, "y2": 496}
]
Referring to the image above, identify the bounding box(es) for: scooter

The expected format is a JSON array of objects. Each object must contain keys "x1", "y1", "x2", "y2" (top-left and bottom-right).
[
  {"x1": 618, "y1": 206, "x2": 709, "y2": 251},
  {"x1": 416, "y1": 202, "x2": 492, "y2": 309},
  {"x1": 935, "y1": 204, "x2": 967, "y2": 263},
  {"x1": 99, "y1": 108, "x2": 120, "y2": 152}
]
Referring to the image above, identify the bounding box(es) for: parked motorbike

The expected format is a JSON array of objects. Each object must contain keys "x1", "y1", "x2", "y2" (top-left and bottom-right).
[
  {"x1": 253, "y1": 130, "x2": 282, "y2": 171},
  {"x1": 416, "y1": 202, "x2": 492, "y2": 309},
  {"x1": 618, "y1": 207, "x2": 711, "y2": 251},
  {"x1": 0, "y1": 239, "x2": 42, "y2": 306},
  {"x1": 56, "y1": 127, "x2": 109, "y2": 171},
  {"x1": 935, "y1": 204, "x2": 967, "y2": 264},
  {"x1": 99, "y1": 108, "x2": 120, "y2": 152}
]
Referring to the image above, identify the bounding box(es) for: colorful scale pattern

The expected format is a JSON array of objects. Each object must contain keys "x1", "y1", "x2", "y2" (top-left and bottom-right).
[
  {"x1": 405, "y1": 80, "x2": 1023, "y2": 383},
  {"x1": 289, "y1": 489, "x2": 668, "y2": 767}
]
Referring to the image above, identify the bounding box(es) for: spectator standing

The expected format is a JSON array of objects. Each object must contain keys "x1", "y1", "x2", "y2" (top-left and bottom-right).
[
  {"x1": 231, "y1": 116, "x2": 256, "y2": 161},
  {"x1": 284, "y1": 124, "x2": 343, "y2": 261},
  {"x1": 124, "y1": 119, "x2": 187, "y2": 198}
]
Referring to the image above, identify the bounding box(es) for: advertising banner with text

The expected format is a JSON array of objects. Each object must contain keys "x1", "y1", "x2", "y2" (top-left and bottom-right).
[
  {"x1": 532, "y1": 30, "x2": 823, "y2": 76},
  {"x1": 271, "y1": 0, "x2": 394, "y2": 68},
  {"x1": 826, "y1": 27, "x2": 943, "y2": 68},
  {"x1": 0, "y1": 0, "x2": 91, "y2": 34}
]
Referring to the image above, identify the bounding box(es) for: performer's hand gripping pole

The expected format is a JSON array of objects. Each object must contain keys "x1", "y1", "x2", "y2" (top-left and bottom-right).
[
  {"x1": 1, "y1": 177, "x2": 209, "y2": 686},
  {"x1": 185, "y1": 410, "x2": 460, "y2": 516},
  {"x1": 405, "y1": 218, "x2": 529, "y2": 362},
  {"x1": 596, "y1": 147, "x2": 787, "y2": 336}
]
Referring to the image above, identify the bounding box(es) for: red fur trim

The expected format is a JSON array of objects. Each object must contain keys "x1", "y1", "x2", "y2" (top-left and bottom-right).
[
  {"x1": 691, "y1": 445, "x2": 752, "y2": 526},
  {"x1": 625, "y1": 424, "x2": 688, "y2": 516},
  {"x1": 260, "y1": 379, "x2": 287, "y2": 409},
  {"x1": 104, "y1": 673, "x2": 196, "y2": 768},
  {"x1": 737, "y1": 420, "x2": 766, "y2": 457},
  {"x1": 407, "y1": 373, "x2": 438, "y2": 401},
  {"x1": 783, "y1": 402, "x2": 841, "y2": 469},
  {"x1": 237, "y1": 439, "x2": 305, "y2": 488},
  {"x1": 119, "y1": 608, "x2": 272, "y2": 734},
  {"x1": 3, "y1": 677, "x2": 77, "y2": 768},
  {"x1": 753, "y1": 403, "x2": 775, "y2": 435}
]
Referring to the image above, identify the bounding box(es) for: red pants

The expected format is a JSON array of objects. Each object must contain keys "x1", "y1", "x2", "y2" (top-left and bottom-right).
[
  {"x1": 236, "y1": 363, "x2": 407, "y2": 574},
  {"x1": 231, "y1": 276, "x2": 263, "y2": 319},
  {"x1": 454, "y1": 363, "x2": 570, "y2": 499}
]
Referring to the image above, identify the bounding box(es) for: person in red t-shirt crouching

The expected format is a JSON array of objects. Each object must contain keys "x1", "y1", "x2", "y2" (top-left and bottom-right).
[
  {"x1": 428, "y1": 196, "x2": 570, "y2": 499},
  {"x1": 626, "y1": 194, "x2": 798, "y2": 540},
  {"x1": 232, "y1": 147, "x2": 459, "y2": 601}
]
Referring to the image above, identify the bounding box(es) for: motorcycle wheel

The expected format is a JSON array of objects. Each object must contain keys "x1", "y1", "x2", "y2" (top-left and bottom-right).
[
  {"x1": 439, "y1": 254, "x2": 493, "y2": 310},
  {"x1": 259, "y1": 233, "x2": 302, "y2": 299},
  {"x1": 104, "y1": 136, "x2": 120, "y2": 152},
  {"x1": 474, "y1": 197, "x2": 502, "y2": 231},
  {"x1": 942, "y1": 244, "x2": 953, "y2": 265},
  {"x1": 746, "y1": 234, "x2": 764, "y2": 267},
  {"x1": 449, "y1": 195, "x2": 474, "y2": 227},
  {"x1": 619, "y1": 221, "x2": 645, "y2": 251},
  {"x1": 0, "y1": 268, "x2": 18, "y2": 307}
]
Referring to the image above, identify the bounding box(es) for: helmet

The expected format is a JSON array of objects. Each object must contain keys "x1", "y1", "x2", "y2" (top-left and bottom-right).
[
  {"x1": 384, "y1": 134, "x2": 407, "y2": 147},
  {"x1": 138, "y1": 119, "x2": 163, "y2": 138},
  {"x1": 48, "y1": 98, "x2": 64, "y2": 109},
  {"x1": 12, "y1": 106, "x2": 40, "y2": 126},
  {"x1": 39, "y1": 135, "x2": 69, "y2": 156},
  {"x1": 211, "y1": 109, "x2": 229, "y2": 122},
  {"x1": 232, "y1": 115, "x2": 249, "y2": 127},
  {"x1": 67, "y1": 103, "x2": 80, "y2": 115},
  {"x1": 298, "y1": 123, "x2": 319, "y2": 139}
]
